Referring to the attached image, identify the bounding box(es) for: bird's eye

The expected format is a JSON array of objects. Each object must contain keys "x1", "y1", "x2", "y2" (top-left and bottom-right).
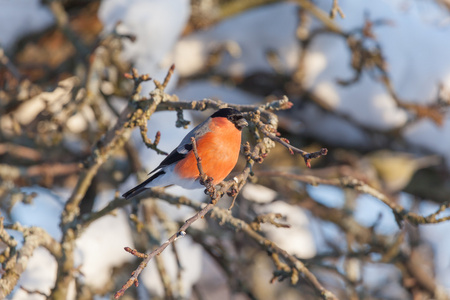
[{"x1": 229, "y1": 115, "x2": 241, "y2": 122}]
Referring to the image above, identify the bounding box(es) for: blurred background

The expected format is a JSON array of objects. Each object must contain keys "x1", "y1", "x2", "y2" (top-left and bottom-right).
[{"x1": 1, "y1": 0, "x2": 450, "y2": 299}]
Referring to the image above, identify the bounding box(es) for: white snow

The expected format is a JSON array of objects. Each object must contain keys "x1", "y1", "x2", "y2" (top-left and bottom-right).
[
  {"x1": 253, "y1": 200, "x2": 317, "y2": 259},
  {"x1": 242, "y1": 183, "x2": 278, "y2": 204},
  {"x1": 12, "y1": 248, "x2": 58, "y2": 300}
]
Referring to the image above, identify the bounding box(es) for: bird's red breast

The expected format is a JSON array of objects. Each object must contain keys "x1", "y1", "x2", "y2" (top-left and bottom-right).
[{"x1": 174, "y1": 117, "x2": 242, "y2": 184}]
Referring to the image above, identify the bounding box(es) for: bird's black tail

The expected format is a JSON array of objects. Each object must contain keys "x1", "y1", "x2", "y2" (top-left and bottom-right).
[
  {"x1": 122, "y1": 170, "x2": 165, "y2": 199},
  {"x1": 122, "y1": 182, "x2": 148, "y2": 199}
]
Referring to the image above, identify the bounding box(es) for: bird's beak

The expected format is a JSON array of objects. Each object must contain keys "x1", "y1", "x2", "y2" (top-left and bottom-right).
[{"x1": 236, "y1": 118, "x2": 248, "y2": 130}]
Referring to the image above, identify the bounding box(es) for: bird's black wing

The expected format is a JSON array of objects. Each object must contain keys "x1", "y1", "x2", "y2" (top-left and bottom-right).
[{"x1": 155, "y1": 144, "x2": 193, "y2": 169}]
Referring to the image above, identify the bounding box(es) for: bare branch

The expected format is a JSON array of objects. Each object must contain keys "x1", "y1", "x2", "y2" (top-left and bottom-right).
[
  {"x1": 250, "y1": 213, "x2": 291, "y2": 231},
  {"x1": 330, "y1": 0, "x2": 345, "y2": 19}
]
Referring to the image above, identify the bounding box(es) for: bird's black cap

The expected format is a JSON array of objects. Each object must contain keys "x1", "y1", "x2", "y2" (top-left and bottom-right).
[
  {"x1": 211, "y1": 108, "x2": 248, "y2": 130},
  {"x1": 211, "y1": 108, "x2": 242, "y2": 118}
]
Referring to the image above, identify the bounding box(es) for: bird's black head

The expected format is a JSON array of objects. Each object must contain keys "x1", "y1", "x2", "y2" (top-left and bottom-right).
[{"x1": 211, "y1": 108, "x2": 248, "y2": 130}]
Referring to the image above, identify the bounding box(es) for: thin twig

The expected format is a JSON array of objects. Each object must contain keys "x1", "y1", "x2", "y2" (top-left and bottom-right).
[
  {"x1": 162, "y1": 64, "x2": 175, "y2": 89},
  {"x1": 191, "y1": 137, "x2": 217, "y2": 198},
  {"x1": 250, "y1": 213, "x2": 291, "y2": 231},
  {"x1": 139, "y1": 123, "x2": 168, "y2": 155},
  {"x1": 330, "y1": 0, "x2": 345, "y2": 19},
  {"x1": 249, "y1": 111, "x2": 328, "y2": 167}
]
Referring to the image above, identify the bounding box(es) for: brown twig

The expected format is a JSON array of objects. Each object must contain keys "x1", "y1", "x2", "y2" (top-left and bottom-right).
[
  {"x1": 0, "y1": 163, "x2": 79, "y2": 183},
  {"x1": 250, "y1": 213, "x2": 291, "y2": 231},
  {"x1": 330, "y1": 0, "x2": 345, "y2": 19},
  {"x1": 0, "y1": 143, "x2": 42, "y2": 162},
  {"x1": 139, "y1": 123, "x2": 168, "y2": 155},
  {"x1": 124, "y1": 247, "x2": 147, "y2": 259},
  {"x1": 297, "y1": 0, "x2": 342, "y2": 33},
  {"x1": 249, "y1": 111, "x2": 328, "y2": 167},
  {"x1": 162, "y1": 64, "x2": 175, "y2": 89},
  {"x1": 191, "y1": 137, "x2": 218, "y2": 198},
  {"x1": 19, "y1": 287, "x2": 49, "y2": 297}
]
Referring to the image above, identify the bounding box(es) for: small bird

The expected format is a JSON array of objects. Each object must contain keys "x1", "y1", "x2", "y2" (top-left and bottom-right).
[
  {"x1": 123, "y1": 108, "x2": 248, "y2": 199},
  {"x1": 366, "y1": 150, "x2": 441, "y2": 193}
]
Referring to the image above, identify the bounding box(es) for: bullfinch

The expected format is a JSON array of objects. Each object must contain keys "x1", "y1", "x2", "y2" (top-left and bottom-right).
[{"x1": 123, "y1": 108, "x2": 248, "y2": 199}]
